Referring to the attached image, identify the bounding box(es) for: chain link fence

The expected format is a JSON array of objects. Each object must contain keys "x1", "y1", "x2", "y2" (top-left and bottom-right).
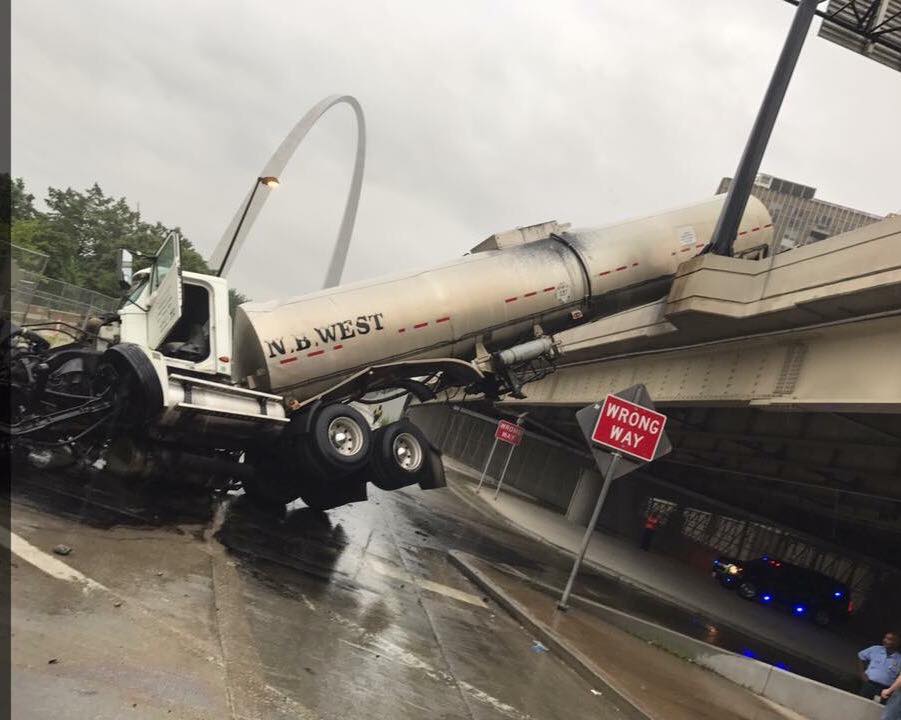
[{"x1": 7, "y1": 244, "x2": 120, "y2": 332}]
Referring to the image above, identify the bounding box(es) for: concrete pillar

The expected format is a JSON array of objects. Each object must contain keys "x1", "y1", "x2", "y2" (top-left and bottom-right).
[{"x1": 565, "y1": 467, "x2": 604, "y2": 527}]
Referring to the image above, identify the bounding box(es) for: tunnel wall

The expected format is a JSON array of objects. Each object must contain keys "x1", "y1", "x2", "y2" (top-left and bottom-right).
[{"x1": 408, "y1": 402, "x2": 900, "y2": 637}]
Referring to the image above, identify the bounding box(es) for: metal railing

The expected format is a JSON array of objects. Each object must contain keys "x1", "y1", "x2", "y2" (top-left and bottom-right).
[{"x1": 7, "y1": 244, "x2": 120, "y2": 332}]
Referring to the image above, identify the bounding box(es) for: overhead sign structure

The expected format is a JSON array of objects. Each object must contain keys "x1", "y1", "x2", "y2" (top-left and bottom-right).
[
  {"x1": 591, "y1": 394, "x2": 667, "y2": 463},
  {"x1": 558, "y1": 384, "x2": 671, "y2": 611},
  {"x1": 815, "y1": 0, "x2": 901, "y2": 74},
  {"x1": 495, "y1": 419, "x2": 524, "y2": 446}
]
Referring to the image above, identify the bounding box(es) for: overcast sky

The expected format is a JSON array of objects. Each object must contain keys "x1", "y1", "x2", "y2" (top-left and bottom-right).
[{"x1": 12, "y1": 0, "x2": 901, "y2": 300}]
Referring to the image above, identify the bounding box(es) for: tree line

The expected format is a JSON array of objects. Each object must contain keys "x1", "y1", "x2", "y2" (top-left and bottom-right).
[{"x1": 8, "y1": 176, "x2": 248, "y2": 307}]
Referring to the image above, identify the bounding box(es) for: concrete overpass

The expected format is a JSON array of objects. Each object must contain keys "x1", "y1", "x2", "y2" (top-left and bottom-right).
[{"x1": 409, "y1": 215, "x2": 901, "y2": 636}]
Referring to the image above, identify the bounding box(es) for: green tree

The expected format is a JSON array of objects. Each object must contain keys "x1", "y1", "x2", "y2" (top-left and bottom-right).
[
  {"x1": 8, "y1": 178, "x2": 251, "y2": 319},
  {"x1": 11, "y1": 179, "x2": 228, "y2": 300}
]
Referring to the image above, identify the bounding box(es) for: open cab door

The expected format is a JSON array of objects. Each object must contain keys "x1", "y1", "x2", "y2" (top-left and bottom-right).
[{"x1": 147, "y1": 232, "x2": 183, "y2": 349}]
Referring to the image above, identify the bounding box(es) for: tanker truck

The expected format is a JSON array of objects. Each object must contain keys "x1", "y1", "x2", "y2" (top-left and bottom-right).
[{"x1": 4, "y1": 194, "x2": 773, "y2": 511}]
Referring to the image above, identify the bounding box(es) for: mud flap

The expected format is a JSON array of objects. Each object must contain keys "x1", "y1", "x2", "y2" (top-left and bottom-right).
[{"x1": 419, "y1": 447, "x2": 447, "y2": 490}]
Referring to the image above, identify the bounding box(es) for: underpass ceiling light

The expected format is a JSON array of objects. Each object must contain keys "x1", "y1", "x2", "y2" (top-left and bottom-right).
[{"x1": 259, "y1": 176, "x2": 280, "y2": 188}]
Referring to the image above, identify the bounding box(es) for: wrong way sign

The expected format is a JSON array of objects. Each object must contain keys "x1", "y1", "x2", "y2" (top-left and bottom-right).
[
  {"x1": 495, "y1": 419, "x2": 524, "y2": 446},
  {"x1": 574, "y1": 384, "x2": 672, "y2": 482},
  {"x1": 591, "y1": 394, "x2": 667, "y2": 462}
]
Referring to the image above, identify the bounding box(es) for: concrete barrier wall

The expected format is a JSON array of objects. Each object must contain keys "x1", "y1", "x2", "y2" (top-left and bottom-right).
[{"x1": 572, "y1": 593, "x2": 881, "y2": 720}]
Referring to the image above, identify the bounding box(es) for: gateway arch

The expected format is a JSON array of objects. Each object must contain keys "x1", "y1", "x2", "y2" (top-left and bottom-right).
[{"x1": 210, "y1": 94, "x2": 365, "y2": 289}]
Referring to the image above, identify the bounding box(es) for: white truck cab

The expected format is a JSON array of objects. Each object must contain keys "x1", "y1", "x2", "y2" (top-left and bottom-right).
[{"x1": 119, "y1": 232, "x2": 233, "y2": 380}]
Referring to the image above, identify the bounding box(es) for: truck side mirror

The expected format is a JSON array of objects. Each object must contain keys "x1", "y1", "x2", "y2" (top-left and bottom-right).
[{"x1": 117, "y1": 248, "x2": 134, "y2": 290}]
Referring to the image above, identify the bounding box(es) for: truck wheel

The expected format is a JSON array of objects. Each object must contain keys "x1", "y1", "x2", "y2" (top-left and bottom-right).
[
  {"x1": 371, "y1": 420, "x2": 431, "y2": 490},
  {"x1": 244, "y1": 452, "x2": 301, "y2": 506},
  {"x1": 299, "y1": 469, "x2": 368, "y2": 511},
  {"x1": 96, "y1": 343, "x2": 163, "y2": 426},
  {"x1": 310, "y1": 403, "x2": 371, "y2": 472}
]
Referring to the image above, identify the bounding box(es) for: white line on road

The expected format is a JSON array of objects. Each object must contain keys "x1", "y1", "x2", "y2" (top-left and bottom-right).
[
  {"x1": 365, "y1": 557, "x2": 488, "y2": 608},
  {"x1": 2, "y1": 530, "x2": 107, "y2": 592},
  {"x1": 340, "y1": 638, "x2": 533, "y2": 720}
]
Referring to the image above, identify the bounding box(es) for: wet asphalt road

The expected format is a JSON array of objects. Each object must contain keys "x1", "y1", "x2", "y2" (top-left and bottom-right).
[
  {"x1": 9, "y1": 468, "x2": 624, "y2": 720},
  {"x1": 8, "y1": 462, "x2": 854, "y2": 719}
]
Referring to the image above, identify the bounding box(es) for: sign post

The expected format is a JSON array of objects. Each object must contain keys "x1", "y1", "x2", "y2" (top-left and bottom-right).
[
  {"x1": 558, "y1": 451, "x2": 622, "y2": 610},
  {"x1": 557, "y1": 385, "x2": 670, "y2": 611},
  {"x1": 493, "y1": 416, "x2": 525, "y2": 500},
  {"x1": 475, "y1": 437, "x2": 499, "y2": 494},
  {"x1": 476, "y1": 417, "x2": 525, "y2": 495}
]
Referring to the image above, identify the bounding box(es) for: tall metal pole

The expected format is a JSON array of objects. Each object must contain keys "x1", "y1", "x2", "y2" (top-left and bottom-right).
[
  {"x1": 707, "y1": 0, "x2": 824, "y2": 257},
  {"x1": 216, "y1": 177, "x2": 262, "y2": 277},
  {"x1": 558, "y1": 452, "x2": 622, "y2": 611}
]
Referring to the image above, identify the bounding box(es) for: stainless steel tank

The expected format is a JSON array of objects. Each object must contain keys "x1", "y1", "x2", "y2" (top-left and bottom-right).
[{"x1": 233, "y1": 194, "x2": 772, "y2": 401}]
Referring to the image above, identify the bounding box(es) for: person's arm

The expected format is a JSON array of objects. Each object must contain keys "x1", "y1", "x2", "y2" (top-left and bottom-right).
[
  {"x1": 858, "y1": 648, "x2": 872, "y2": 682},
  {"x1": 881, "y1": 673, "x2": 901, "y2": 700}
]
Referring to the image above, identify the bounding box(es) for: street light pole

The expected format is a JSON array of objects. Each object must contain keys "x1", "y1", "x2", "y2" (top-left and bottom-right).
[
  {"x1": 215, "y1": 176, "x2": 279, "y2": 277},
  {"x1": 707, "y1": 0, "x2": 825, "y2": 257}
]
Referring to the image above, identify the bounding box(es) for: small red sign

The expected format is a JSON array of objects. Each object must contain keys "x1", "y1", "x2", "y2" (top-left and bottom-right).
[
  {"x1": 591, "y1": 395, "x2": 667, "y2": 463},
  {"x1": 495, "y1": 420, "x2": 524, "y2": 446}
]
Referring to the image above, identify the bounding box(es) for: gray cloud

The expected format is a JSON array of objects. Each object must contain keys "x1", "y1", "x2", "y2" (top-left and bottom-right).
[{"x1": 12, "y1": 0, "x2": 900, "y2": 300}]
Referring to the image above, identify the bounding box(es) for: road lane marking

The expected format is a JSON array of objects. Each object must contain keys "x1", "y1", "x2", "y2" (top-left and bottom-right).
[
  {"x1": 2, "y1": 531, "x2": 107, "y2": 592},
  {"x1": 340, "y1": 637, "x2": 533, "y2": 720},
  {"x1": 365, "y1": 557, "x2": 488, "y2": 608}
]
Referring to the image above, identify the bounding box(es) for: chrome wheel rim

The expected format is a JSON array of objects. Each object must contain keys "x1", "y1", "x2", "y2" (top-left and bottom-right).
[
  {"x1": 328, "y1": 417, "x2": 364, "y2": 457},
  {"x1": 392, "y1": 432, "x2": 423, "y2": 472}
]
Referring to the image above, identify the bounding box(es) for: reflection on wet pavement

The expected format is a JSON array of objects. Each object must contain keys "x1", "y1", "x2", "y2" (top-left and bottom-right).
[{"x1": 9, "y1": 462, "x2": 858, "y2": 720}]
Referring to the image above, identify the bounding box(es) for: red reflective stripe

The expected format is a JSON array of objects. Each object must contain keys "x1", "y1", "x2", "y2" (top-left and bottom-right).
[
  {"x1": 680, "y1": 247, "x2": 692, "y2": 252},
  {"x1": 333, "y1": 344, "x2": 343, "y2": 350},
  {"x1": 436, "y1": 316, "x2": 450, "y2": 323},
  {"x1": 505, "y1": 297, "x2": 518, "y2": 303},
  {"x1": 543, "y1": 286, "x2": 555, "y2": 292},
  {"x1": 279, "y1": 357, "x2": 298, "y2": 365},
  {"x1": 615, "y1": 266, "x2": 627, "y2": 271},
  {"x1": 752, "y1": 227, "x2": 760, "y2": 232},
  {"x1": 764, "y1": 223, "x2": 773, "y2": 228},
  {"x1": 413, "y1": 322, "x2": 428, "y2": 329},
  {"x1": 398, "y1": 328, "x2": 406, "y2": 333},
  {"x1": 631, "y1": 261, "x2": 639, "y2": 267},
  {"x1": 739, "y1": 231, "x2": 748, "y2": 236},
  {"x1": 524, "y1": 291, "x2": 537, "y2": 297},
  {"x1": 598, "y1": 270, "x2": 611, "y2": 276},
  {"x1": 307, "y1": 350, "x2": 325, "y2": 357}
]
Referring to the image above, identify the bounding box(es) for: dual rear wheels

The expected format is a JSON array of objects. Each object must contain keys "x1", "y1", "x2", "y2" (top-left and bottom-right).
[{"x1": 245, "y1": 403, "x2": 444, "y2": 513}]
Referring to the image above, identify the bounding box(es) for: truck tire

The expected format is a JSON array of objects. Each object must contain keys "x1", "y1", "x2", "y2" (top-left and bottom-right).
[
  {"x1": 299, "y1": 469, "x2": 368, "y2": 511},
  {"x1": 243, "y1": 452, "x2": 302, "y2": 506},
  {"x1": 371, "y1": 419, "x2": 432, "y2": 490},
  {"x1": 309, "y1": 403, "x2": 372, "y2": 472},
  {"x1": 96, "y1": 343, "x2": 163, "y2": 426}
]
